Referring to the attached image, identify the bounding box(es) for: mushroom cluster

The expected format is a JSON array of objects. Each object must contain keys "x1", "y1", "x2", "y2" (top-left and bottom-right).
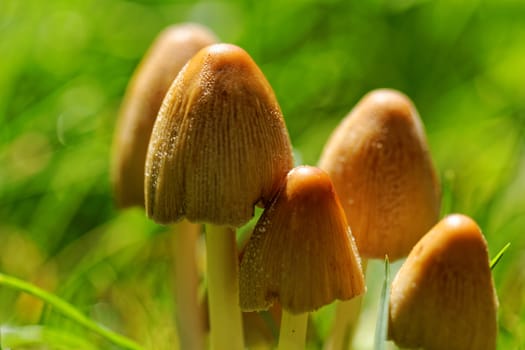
[{"x1": 111, "y1": 23, "x2": 499, "y2": 350}]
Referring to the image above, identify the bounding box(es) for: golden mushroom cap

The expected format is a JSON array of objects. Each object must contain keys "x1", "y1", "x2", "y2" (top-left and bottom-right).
[
  {"x1": 389, "y1": 214, "x2": 498, "y2": 350},
  {"x1": 111, "y1": 23, "x2": 217, "y2": 209},
  {"x1": 239, "y1": 166, "x2": 365, "y2": 314},
  {"x1": 145, "y1": 43, "x2": 293, "y2": 226},
  {"x1": 319, "y1": 89, "x2": 441, "y2": 261}
]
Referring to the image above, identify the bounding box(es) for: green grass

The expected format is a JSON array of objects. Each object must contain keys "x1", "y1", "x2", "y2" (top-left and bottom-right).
[
  {"x1": 0, "y1": 273, "x2": 143, "y2": 350},
  {"x1": 374, "y1": 257, "x2": 390, "y2": 350},
  {"x1": 1, "y1": 0, "x2": 525, "y2": 349},
  {"x1": 491, "y1": 243, "x2": 511, "y2": 270}
]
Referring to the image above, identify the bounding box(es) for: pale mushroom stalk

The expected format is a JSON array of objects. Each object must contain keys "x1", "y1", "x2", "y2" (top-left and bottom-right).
[
  {"x1": 326, "y1": 260, "x2": 368, "y2": 350},
  {"x1": 111, "y1": 23, "x2": 217, "y2": 350},
  {"x1": 277, "y1": 311, "x2": 308, "y2": 350},
  {"x1": 205, "y1": 224, "x2": 244, "y2": 350},
  {"x1": 171, "y1": 220, "x2": 204, "y2": 350}
]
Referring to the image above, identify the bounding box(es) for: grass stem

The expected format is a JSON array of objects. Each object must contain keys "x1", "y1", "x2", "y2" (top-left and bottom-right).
[
  {"x1": 490, "y1": 242, "x2": 510, "y2": 270},
  {"x1": 373, "y1": 256, "x2": 390, "y2": 350},
  {"x1": 0, "y1": 273, "x2": 144, "y2": 350}
]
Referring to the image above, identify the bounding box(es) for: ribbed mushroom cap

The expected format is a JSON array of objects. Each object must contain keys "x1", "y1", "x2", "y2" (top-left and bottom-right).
[
  {"x1": 389, "y1": 214, "x2": 498, "y2": 350},
  {"x1": 239, "y1": 166, "x2": 365, "y2": 314},
  {"x1": 111, "y1": 23, "x2": 217, "y2": 208},
  {"x1": 319, "y1": 89, "x2": 440, "y2": 261},
  {"x1": 145, "y1": 43, "x2": 293, "y2": 226}
]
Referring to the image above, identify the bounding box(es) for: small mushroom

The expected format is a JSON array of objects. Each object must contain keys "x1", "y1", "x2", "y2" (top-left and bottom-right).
[
  {"x1": 319, "y1": 88, "x2": 440, "y2": 260},
  {"x1": 389, "y1": 214, "x2": 498, "y2": 350},
  {"x1": 145, "y1": 43, "x2": 294, "y2": 350},
  {"x1": 319, "y1": 89, "x2": 441, "y2": 349},
  {"x1": 111, "y1": 23, "x2": 217, "y2": 208},
  {"x1": 240, "y1": 166, "x2": 365, "y2": 349}
]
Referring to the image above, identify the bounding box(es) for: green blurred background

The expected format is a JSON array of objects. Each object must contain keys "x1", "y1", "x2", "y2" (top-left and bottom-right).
[{"x1": 1, "y1": 0, "x2": 524, "y2": 349}]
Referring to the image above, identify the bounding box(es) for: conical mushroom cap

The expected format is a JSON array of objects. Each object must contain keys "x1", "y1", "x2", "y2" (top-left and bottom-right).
[
  {"x1": 319, "y1": 89, "x2": 440, "y2": 261},
  {"x1": 389, "y1": 214, "x2": 498, "y2": 350},
  {"x1": 111, "y1": 23, "x2": 217, "y2": 208},
  {"x1": 239, "y1": 166, "x2": 365, "y2": 314},
  {"x1": 145, "y1": 43, "x2": 293, "y2": 227}
]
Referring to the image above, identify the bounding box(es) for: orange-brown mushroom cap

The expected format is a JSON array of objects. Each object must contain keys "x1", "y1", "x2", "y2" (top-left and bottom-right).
[
  {"x1": 111, "y1": 23, "x2": 217, "y2": 208},
  {"x1": 389, "y1": 214, "x2": 498, "y2": 350},
  {"x1": 239, "y1": 166, "x2": 365, "y2": 314},
  {"x1": 319, "y1": 89, "x2": 441, "y2": 261},
  {"x1": 145, "y1": 43, "x2": 293, "y2": 227}
]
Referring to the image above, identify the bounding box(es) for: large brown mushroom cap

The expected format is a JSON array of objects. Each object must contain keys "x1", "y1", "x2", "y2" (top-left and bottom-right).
[
  {"x1": 319, "y1": 89, "x2": 440, "y2": 260},
  {"x1": 145, "y1": 43, "x2": 293, "y2": 226},
  {"x1": 389, "y1": 214, "x2": 498, "y2": 350},
  {"x1": 239, "y1": 166, "x2": 365, "y2": 314},
  {"x1": 112, "y1": 23, "x2": 217, "y2": 208}
]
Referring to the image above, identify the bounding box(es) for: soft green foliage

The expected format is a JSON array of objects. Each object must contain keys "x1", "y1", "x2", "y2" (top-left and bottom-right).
[
  {"x1": 0, "y1": 273, "x2": 143, "y2": 350},
  {"x1": 1, "y1": 325, "x2": 98, "y2": 350},
  {"x1": 1, "y1": 0, "x2": 524, "y2": 349}
]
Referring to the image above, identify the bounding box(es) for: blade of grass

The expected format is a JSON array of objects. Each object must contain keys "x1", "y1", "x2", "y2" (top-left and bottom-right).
[
  {"x1": 1, "y1": 325, "x2": 98, "y2": 350},
  {"x1": 490, "y1": 242, "x2": 511, "y2": 270},
  {"x1": 374, "y1": 256, "x2": 390, "y2": 350},
  {"x1": 0, "y1": 272, "x2": 144, "y2": 350}
]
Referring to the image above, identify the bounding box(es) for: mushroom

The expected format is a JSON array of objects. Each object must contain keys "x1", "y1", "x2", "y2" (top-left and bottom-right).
[
  {"x1": 110, "y1": 23, "x2": 217, "y2": 350},
  {"x1": 319, "y1": 89, "x2": 440, "y2": 260},
  {"x1": 318, "y1": 89, "x2": 441, "y2": 349},
  {"x1": 389, "y1": 214, "x2": 498, "y2": 350},
  {"x1": 112, "y1": 23, "x2": 217, "y2": 208},
  {"x1": 239, "y1": 166, "x2": 365, "y2": 349},
  {"x1": 145, "y1": 43, "x2": 294, "y2": 350}
]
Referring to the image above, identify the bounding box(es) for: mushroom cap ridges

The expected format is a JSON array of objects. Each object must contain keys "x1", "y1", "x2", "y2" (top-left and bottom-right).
[
  {"x1": 319, "y1": 88, "x2": 440, "y2": 261},
  {"x1": 389, "y1": 214, "x2": 498, "y2": 350},
  {"x1": 239, "y1": 166, "x2": 365, "y2": 314},
  {"x1": 145, "y1": 43, "x2": 293, "y2": 227},
  {"x1": 112, "y1": 23, "x2": 217, "y2": 208}
]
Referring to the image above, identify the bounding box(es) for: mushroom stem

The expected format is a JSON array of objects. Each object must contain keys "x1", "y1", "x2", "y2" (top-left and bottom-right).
[
  {"x1": 326, "y1": 259, "x2": 368, "y2": 350},
  {"x1": 277, "y1": 310, "x2": 308, "y2": 350},
  {"x1": 171, "y1": 220, "x2": 204, "y2": 350},
  {"x1": 205, "y1": 224, "x2": 244, "y2": 350}
]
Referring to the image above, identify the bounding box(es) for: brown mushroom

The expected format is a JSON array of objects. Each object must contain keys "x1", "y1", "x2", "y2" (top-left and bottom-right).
[
  {"x1": 145, "y1": 43, "x2": 293, "y2": 227},
  {"x1": 145, "y1": 43, "x2": 294, "y2": 350},
  {"x1": 111, "y1": 23, "x2": 217, "y2": 208},
  {"x1": 240, "y1": 166, "x2": 365, "y2": 349},
  {"x1": 389, "y1": 214, "x2": 498, "y2": 350},
  {"x1": 319, "y1": 89, "x2": 440, "y2": 260},
  {"x1": 319, "y1": 89, "x2": 441, "y2": 349}
]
